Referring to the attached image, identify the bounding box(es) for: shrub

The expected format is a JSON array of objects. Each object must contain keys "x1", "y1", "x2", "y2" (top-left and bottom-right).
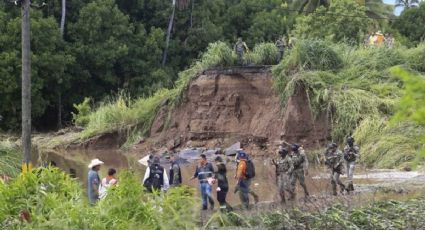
[
  {"x1": 281, "y1": 39, "x2": 343, "y2": 72},
  {"x1": 0, "y1": 169, "x2": 196, "y2": 229},
  {"x1": 71, "y1": 97, "x2": 92, "y2": 127},
  {"x1": 404, "y1": 42, "x2": 425, "y2": 73},
  {"x1": 245, "y1": 43, "x2": 280, "y2": 65}
]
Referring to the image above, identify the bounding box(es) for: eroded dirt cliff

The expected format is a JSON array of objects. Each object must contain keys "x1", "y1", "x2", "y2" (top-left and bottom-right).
[{"x1": 138, "y1": 66, "x2": 330, "y2": 155}]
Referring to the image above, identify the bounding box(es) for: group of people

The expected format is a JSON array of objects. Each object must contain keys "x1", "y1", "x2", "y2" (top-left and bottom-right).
[
  {"x1": 365, "y1": 31, "x2": 395, "y2": 48},
  {"x1": 234, "y1": 36, "x2": 295, "y2": 65},
  {"x1": 86, "y1": 137, "x2": 360, "y2": 211},
  {"x1": 271, "y1": 136, "x2": 360, "y2": 204}
]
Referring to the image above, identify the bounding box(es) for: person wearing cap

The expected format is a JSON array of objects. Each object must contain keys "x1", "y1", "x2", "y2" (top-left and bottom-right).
[
  {"x1": 289, "y1": 144, "x2": 309, "y2": 200},
  {"x1": 191, "y1": 154, "x2": 215, "y2": 210},
  {"x1": 272, "y1": 145, "x2": 294, "y2": 204},
  {"x1": 325, "y1": 143, "x2": 346, "y2": 196},
  {"x1": 235, "y1": 147, "x2": 259, "y2": 205},
  {"x1": 87, "y1": 158, "x2": 104, "y2": 204},
  {"x1": 143, "y1": 156, "x2": 169, "y2": 192}
]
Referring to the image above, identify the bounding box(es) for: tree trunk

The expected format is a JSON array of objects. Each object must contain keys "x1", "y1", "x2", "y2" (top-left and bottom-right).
[
  {"x1": 57, "y1": 91, "x2": 62, "y2": 129},
  {"x1": 190, "y1": 0, "x2": 194, "y2": 28},
  {"x1": 21, "y1": 0, "x2": 32, "y2": 172},
  {"x1": 57, "y1": 0, "x2": 66, "y2": 129},
  {"x1": 162, "y1": 0, "x2": 176, "y2": 66},
  {"x1": 60, "y1": 0, "x2": 66, "y2": 37}
]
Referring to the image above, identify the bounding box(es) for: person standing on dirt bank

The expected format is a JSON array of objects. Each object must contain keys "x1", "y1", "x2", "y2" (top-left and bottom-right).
[
  {"x1": 214, "y1": 156, "x2": 232, "y2": 212},
  {"x1": 275, "y1": 36, "x2": 286, "y2": 61},
  {"x1": 191, "y1": 154, "x2": 215, "y2": 210},
  {"x1": 325, "y1": 143, "x2": 346, "y2": 196},
  {"x1": 143, "y1": 156, "x2": 170, "y2": 192},
  {"x1": 344, "y1": 137, "x2": 360, "y2": 192},
  {"x1": 272, "y1": 146, "x2": 294, "y2": 204},
  {"x1": 289, "y1": 144, "x2": 309, "y2": 200},
  {"x1": 87, "y1": 159, "x2": 104, "y2": 204},
  {"x1": 169, "y1": 154, "x2": 182, "y2": 187},
  {"x1": 234, "y1": 37, "x2": 249, "y2": 65}
]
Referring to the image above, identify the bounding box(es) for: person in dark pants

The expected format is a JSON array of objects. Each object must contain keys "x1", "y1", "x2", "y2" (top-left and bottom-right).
[
  {"x1": 214, "y1": 156, "x2": 232, "y2": 212},
  {"x1": 169, "y1": 154, "x2": 182, "y2": 187}
]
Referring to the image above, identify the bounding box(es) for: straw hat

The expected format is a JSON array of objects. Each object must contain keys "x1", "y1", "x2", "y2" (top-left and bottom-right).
[{"x1": 88, "y1": 159, "x2": 104, "y2": 168}]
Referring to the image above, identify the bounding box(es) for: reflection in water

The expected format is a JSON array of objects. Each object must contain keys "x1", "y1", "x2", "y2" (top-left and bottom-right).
[{"x1": 46, "y1": 150, "x2": 413, "y2": 205}]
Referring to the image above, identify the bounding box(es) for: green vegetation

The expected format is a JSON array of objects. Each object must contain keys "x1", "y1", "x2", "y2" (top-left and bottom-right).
[
  {"x1": 0, "y1": 168, "x2": 196, "y2": 229},
  {"x1": 3, "y1": 0, "x2": 420, "y2": 131},
  {"x1": 273, "y1": 40, "x2": 424, "y2": 168},
  {"x1": 205, "y1": 198, "x2": 425, "y2": 229},
  {"x1": 0, "y1": 141, "x2": 20, "y2": 178},
  {"x1": 293, "y1": 0, "x2": 370, "y2": 44}
]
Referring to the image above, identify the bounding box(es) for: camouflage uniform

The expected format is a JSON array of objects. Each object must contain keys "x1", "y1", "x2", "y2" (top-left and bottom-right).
[
  {"x1": 325, "y1": 148, "x2": 346, "y2": 195},
  {"x1": 234, "y1": 38, "x2": 248, "y2": 65},
  {"x1": 289, "y1": 149, "x2": 309, "y2": 199},
  {"x1": 275, "y1": 37, "x2": 286, "y2": 61},
  {"x1": 276, "y1": 154, "x2": 294, "y2": 203},
  {"x1": 343, "y1": 144, "x2": 360, "y2": 191}
]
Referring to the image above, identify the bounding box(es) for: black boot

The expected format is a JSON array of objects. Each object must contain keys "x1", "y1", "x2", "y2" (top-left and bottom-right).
[{"x1": 332, "y1": 183, "x2": 337, "y2": 196}]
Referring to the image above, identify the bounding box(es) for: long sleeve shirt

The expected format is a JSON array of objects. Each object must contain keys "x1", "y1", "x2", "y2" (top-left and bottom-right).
[
  {"x1": 193, "y1": 163, "x2": 214, "y2": 183},
  {"x1": 143, "y1": 166, "x2": 170, "y2": 191}
]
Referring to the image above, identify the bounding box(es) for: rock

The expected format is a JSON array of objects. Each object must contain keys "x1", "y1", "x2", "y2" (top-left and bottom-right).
[{"x1": 224, "y1": 142, "x2": 240, "y2": 156}]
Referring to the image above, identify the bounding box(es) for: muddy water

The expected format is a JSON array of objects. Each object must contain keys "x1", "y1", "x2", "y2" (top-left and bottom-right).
[{"x1": 42, "y1": 149, "x2": 423, "y2": 206}]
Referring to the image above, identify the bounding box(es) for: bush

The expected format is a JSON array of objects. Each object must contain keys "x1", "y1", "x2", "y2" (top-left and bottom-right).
[
  {"x1": 280, "y1": 39, "x2": 343, "y2": 72},
  {"x1": 245, "y1": 43, "x2": 280, "y2": 65},
  {"x1": 71, "y1": 97, "x2": 92, "y2": 127},
  {"x1": 404, "y1": 43, "x2": 425, "y2": 73},
  {"x1": 0, "y1": 169, "x2": 196, "y2": 229}
]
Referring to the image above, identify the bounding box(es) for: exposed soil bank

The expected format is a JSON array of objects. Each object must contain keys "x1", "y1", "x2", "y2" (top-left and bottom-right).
[{"x1": 134, "y1": 66, "x2": 329, "y2": 156}]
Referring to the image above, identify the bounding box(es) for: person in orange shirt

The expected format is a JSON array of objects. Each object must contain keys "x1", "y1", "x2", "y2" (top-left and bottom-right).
[{"x1": 235, "y1": 151, "x2": 250, "y2": 209}]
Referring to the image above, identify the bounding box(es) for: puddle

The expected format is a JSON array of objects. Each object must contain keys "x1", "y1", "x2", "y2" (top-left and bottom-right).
[{"x1": 41, "y1": 149, "x2": 425, "y2": 205}]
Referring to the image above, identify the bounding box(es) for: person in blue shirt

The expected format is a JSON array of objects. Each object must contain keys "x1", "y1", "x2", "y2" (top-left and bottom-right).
[
  {"x1": 191, "y1": 154, "x2": 215, "y2": 210},
  {"x1": 87, "y1": 159, "x2": 104, "y2": 204}
]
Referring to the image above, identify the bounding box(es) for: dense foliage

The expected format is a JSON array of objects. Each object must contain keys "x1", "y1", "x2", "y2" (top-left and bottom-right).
[
  {"x1": 0, "y1": 168, "x2": 196, "y2": 229},
  {"x1": 1, "y1": 0, "x2": 420, "y2": 131},
  {"x1": 273, "y1": 40, "x2": 425, "y2": 168}
]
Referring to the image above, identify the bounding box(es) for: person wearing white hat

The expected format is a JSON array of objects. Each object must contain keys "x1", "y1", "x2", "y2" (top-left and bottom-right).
[{"x1": 87, "y1": 158, "x2": 104, "y2": 204}]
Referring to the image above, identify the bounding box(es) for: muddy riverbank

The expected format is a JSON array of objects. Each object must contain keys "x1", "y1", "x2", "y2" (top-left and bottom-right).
[{"x1": 40, "y1": 148, "x2": 425, "y2": 207}]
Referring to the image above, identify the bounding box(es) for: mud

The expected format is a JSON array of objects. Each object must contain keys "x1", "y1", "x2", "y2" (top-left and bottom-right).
[{"x1": 42, "y1": 149, "x2": 425, "y2": 207}]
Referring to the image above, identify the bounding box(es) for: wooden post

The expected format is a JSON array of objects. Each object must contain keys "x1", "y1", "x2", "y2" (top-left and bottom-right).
[{"x1": 21, "y1": 0, "x2": 32, "y2": 173}]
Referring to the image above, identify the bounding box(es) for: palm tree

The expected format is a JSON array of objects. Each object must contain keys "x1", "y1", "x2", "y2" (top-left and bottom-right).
[
  {"x1": 395, "y1": 0, "x2": 420, "y2": 8},
  {"x1": 364, "y1": 0, "x2": 394, "y2": 18}
]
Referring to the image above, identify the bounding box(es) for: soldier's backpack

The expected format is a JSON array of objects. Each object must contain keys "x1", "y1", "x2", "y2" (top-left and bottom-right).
[{"x1": 245, "y1": 160, "x2": 256, "y2": 179}]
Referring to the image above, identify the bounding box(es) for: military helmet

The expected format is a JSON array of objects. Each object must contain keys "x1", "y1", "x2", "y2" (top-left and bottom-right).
[
  {"x1": 279, "y1": 147, "x2": 288, "y2": 155},
  {"x1": 327, "y1": 143, "x2": 337, "y2": 149},
  {"x1": 291, "y1": 144, "x2": 300, "y2": 151},
  {"x1": 347, "y1": 136, "x2": 354, "y2": 144}
]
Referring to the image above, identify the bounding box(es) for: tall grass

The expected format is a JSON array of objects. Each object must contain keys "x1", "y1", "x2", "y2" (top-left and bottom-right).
[
  {"x1": 245, "y1": 43, "x2": 280, "y2": 65},
  {"x1": 273, "y1": 40, "x2": 425, "y2": 167},
  {"x1": 0, "y1": 168, "x2": 196, "y2": 229},
  {"x1": 0, "y1": 140, "x2": 21, "y2": 178}
]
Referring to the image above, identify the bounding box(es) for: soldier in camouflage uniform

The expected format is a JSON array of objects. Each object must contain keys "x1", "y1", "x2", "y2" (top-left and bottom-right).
[
  {"x1": 272, "y1": 146, "x2": 294, "y2": 204},
  {"x1": 275, "y1": 36, "x2": 286, "y2": 61},
  {"x1": 289, "y1": 144, "x2": 309, "y2": 200},
  {"x1": 324, "y1": 143, "x2": 346, "y2": 196},
  {"x1": 343, "y1": 137, "x2": 360, "y2": 192},
  {"x1": 234, "y1": 37, "x2": 249, "y2": 65}
]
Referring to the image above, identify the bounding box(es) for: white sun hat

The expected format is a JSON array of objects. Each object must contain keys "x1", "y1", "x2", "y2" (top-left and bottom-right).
[{"x1": 88, "y1": 158, "x2": 104, "y2": 168}]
